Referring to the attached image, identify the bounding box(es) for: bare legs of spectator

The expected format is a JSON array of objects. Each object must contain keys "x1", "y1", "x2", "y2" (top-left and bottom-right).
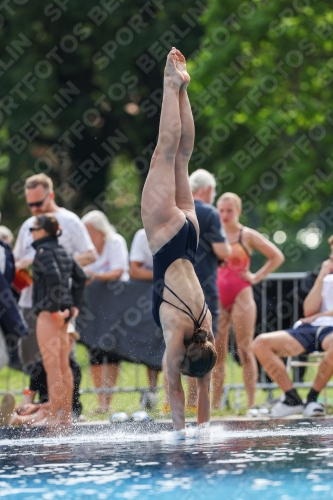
[
  {"x1": 9, "y1": 330, "x2": 77, "y2": 427},
  {"x1": 232, "y1": 288, "x2": 257, "y2": 408},
  {"x1": 212, "y1": 306, "x2": 230, "y2": 409},
  {"x1": 147, "y1": 367, "x2": 159, "y2": 390},
  {"x1": 90, "y1": 363, "x2": 120, "y2": 412},
  {"x1": 252, "y1": 332, "x2": 304, "y2": 391},
  {"x1": 213, "y1": 287, "x2": 257, "y2": 409},
  {"x1": 187, "y1": 377, "x2": 197, "y2": 408},
  {"x1": 36, "y1": 311, "x2": 73, "y2": 426}
]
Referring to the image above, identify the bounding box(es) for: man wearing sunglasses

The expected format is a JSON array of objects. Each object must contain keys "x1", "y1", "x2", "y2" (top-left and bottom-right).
[{"x1": 13, "y1": 173, "x2": 96, "y2": 374}]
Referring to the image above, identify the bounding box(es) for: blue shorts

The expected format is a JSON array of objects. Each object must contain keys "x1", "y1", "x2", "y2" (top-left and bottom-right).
[{"x1": 286, "y1": 323, "x2": 333, "y2": 354}]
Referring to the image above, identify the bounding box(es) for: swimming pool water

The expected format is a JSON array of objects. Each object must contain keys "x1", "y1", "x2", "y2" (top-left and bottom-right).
[{"x1": 1, "y1": 419, "x2": 333, "y2": 499}]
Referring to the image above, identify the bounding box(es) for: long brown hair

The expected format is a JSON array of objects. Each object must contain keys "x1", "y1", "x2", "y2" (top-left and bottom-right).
[{"x1": 180, "y1": 328, "x2": 217, "y2": 378}]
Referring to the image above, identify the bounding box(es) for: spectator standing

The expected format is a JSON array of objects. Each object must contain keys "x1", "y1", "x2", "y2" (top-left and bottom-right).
[
  {"x1": 214, "y1": 192, "x2": 284, "y2": 410},
  {"x1": 3, "y1": 329, "x2": 82, "y2": 426},
  {"x1": 82, "y1": 210, "x2": 129, "y2": 414},
  {"x1": 31, "y1": 213, "x2": 86, "y2": 426},
  {"x1": 13, "y1": 174, "x2": 95, "y2": 374},
  {"x1": 191, "y1": 171, "x2": 231, "y2": 334},
  {"x1": 129, "y1": 228, "x2": 160, "y2": 409},
  {"x1": 186, "y1": 169, "x2": 231, "y2": 411}
]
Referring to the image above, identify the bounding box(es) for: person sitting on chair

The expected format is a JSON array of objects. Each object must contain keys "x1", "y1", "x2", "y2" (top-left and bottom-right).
[{"x1": 252, "y1": 235, "x2": 333, "y2": 418}]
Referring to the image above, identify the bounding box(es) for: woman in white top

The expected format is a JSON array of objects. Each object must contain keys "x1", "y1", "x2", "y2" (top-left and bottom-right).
[{"x1": 82, "y1": 210, "x2": 129, "y2": 413}]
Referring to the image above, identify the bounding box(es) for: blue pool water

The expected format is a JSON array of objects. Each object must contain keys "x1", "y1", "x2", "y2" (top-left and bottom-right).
[{"x1": 1, "y1": 419, "x2": 333, "y2": 499}]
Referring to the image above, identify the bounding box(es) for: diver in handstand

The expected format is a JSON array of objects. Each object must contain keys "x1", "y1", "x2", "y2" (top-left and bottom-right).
[{"x1": 141, "y1": 47, "x2": 217, "y2": 432}]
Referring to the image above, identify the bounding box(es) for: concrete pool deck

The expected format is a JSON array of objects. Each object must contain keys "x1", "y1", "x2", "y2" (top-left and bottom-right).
[
  {"x1": 1, "y1": 414, "x2": 333, "y2": 440},
  {"x1": 80, "y1": 414, "x2": 333, "y2": 425}
]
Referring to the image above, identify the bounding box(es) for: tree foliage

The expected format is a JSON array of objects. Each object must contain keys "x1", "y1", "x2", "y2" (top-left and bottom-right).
[
  {"x1": 191, "y1": 0, "x2": 333, "y2": 266},
  {"x1": 1, "y1": 0, "x2": 332, "y2": 268},
  {"x1": 0, "y1": 0, "x2": 205, "y2": 231}
]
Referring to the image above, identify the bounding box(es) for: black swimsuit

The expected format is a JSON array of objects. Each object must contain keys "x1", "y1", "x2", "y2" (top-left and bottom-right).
[{"x1": 152, "y1": 218, "x2": 208, "y2": 330}]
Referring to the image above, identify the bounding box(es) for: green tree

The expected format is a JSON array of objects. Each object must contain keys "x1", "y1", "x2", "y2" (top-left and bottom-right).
[
  {"x1": 191, "y1": 0, "x2": 333, "y2": 268},
  {"x1": 0, "y1": 0, "x2": 206, "y2": 234}
]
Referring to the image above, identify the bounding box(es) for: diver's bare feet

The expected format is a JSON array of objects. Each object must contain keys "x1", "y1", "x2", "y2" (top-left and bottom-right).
[
  {"x1": 164, "y1": 47, "x2": 184, "y2": 89},
  {"x1": 173, "y1": 48, "x2": 190, "y2": 88}
]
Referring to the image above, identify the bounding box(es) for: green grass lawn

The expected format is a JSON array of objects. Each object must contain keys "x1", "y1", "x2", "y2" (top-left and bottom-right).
[{"x1": 1, "y1": 344, "x2": 332, "y2": 420}]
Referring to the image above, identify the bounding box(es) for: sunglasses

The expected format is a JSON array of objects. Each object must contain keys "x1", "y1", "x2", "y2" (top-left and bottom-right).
[
  {"x1": 29, "y1": 227, "x2": 42, "y2": 232},
  {"x1": 26, "y1": 193, "x2": 49, "y2": 208}
]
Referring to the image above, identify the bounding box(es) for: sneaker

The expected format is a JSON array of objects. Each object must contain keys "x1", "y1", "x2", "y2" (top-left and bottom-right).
[
  {"x1": 131, "y1": 411, "x2": 151, "y2": 422},
  {"x1": 0, "y1": 392, "x2": 16, "y2": 426},
  {"x1": 109, "y1": 412, "x2": 129, "y2": 422},
  {"x1": 246, "y1": 405, "x2": 268, "y2": 418},
  {"x1": 269, "y1": 398, "x2": 303, "y2": 418},
  {"x1": 303, "y1": 401, "x2": 326, "y2": 417}
]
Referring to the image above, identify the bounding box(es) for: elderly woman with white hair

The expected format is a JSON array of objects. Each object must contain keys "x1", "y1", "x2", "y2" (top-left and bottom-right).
[{"x1": 81, "y1": 210, "x2": 129, "y2": 414}]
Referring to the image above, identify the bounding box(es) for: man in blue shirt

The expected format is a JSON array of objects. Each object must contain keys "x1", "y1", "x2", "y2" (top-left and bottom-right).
[{"x1": 187, "y1": 169, "x2": 231, "y2": 410}]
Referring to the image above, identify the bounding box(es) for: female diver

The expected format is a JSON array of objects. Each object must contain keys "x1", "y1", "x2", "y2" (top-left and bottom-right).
[
  {"x1": 141, "y1": 48, "x2": 217, "y2": 431},
  {"x1": 213, "y1": 192, "x2": 285, "y2": 410}
]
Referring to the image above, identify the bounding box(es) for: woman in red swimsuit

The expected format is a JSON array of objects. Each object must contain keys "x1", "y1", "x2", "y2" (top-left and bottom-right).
[{"x1": 213, "y1": 192, "x2": 285, "y2": 410}]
